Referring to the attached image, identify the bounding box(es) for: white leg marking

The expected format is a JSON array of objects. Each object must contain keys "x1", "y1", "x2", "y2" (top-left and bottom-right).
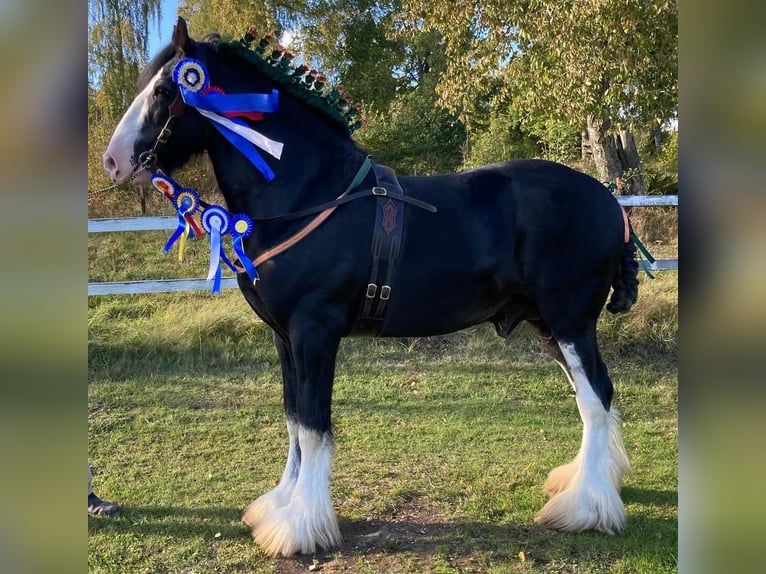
[
  {"x1": 103, "y1": 69, "x2": 163, "y2": 182},
  {"x1": 535, "y1": 342, "x2": 630, "y2": 534},
  {"x1": 243, "y1": 424, "x2": 340, "y2": 556},
  {"x1": 243, "y1": 419, "x2": 300, "y2": 525}
]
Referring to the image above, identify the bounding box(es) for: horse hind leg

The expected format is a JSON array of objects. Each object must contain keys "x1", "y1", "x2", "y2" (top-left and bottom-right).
[
  {"x1": 534, "y1": 333, "x2": 631, "y2": 534},
  {"x1": 527, "y1": 318, "x2": 582, "y2": 496}
]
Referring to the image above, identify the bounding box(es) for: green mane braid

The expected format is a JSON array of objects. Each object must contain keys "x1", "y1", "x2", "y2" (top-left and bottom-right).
[{"x1": 212, "y1": 30, "x2": 363, "y2": 134}]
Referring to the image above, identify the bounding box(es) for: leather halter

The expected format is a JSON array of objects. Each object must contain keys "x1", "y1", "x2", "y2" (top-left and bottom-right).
[{"x1": 134, "y1": 91, "x2": 186, "y2": 174}]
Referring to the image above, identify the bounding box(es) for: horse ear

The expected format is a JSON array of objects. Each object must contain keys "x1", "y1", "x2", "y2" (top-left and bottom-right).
[{"x1": 172, "y1": 16, "x2": 190, "y2": 54}]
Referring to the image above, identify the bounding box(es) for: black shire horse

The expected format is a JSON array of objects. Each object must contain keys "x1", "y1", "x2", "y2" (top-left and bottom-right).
[{"x1": 104, "y1": 18, "x2": 638, "y2": 556}]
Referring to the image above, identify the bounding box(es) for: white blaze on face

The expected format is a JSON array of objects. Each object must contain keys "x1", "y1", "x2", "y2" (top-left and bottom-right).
[{"x1": 102, "y1": 69, "x2": 164, "y2": 183}]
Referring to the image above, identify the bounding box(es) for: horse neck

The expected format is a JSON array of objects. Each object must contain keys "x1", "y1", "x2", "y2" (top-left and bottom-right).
[{"x1": 205, "y1": 96, "x2": 368, "y2": 221}]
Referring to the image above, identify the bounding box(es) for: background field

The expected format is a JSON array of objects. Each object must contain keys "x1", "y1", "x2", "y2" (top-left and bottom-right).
[{"x1": 88, "y1": 238, "x2": 677, "y2": 573}]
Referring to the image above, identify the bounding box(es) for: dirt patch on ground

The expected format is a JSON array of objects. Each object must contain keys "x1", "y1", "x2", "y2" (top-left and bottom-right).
[{"x1": 272, "y1": 495, "x2": 456, "y2": 574}]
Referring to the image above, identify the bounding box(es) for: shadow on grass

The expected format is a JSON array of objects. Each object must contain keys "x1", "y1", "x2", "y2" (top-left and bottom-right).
[
  {"x1": 89, "y1": 494, "x2": 677, "y2": 571},
  {"x1": 88, "y1": 505, "x2": 247, "y2": 539},
  {"x1": 623, "y1": 486, "x2": 678, "y2": 508}
]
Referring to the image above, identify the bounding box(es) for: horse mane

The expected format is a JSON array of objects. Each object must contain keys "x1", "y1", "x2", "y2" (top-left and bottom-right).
[{"x1": 212, "y1": 31, "x2": 363, "y2": 135}]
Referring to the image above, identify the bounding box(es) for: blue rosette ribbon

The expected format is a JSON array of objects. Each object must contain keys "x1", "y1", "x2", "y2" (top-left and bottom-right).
[
  {"x1": 231, "y1": 214, "x2": 259, "y2": 282},
  {"x1": 164, "y1": 188, "x2": 201, "y2": 261},
  {"x1": 201, "y1": 205, "x2": 238, "y2": 294},
  {"x1": 172, "y1": 58, "x2": 283, "y2": 181}
]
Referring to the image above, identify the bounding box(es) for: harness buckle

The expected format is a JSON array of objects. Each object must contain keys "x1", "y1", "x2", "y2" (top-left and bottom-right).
[
  {"x1": 366, "y1": 283, "x2": 377, "y2": 298},
  {"x1": 372, "y1": 186, "x2": 387, "y2": 196},
  {"x1": 379, "y1": 285, "x2": 391, "y2": 301}
]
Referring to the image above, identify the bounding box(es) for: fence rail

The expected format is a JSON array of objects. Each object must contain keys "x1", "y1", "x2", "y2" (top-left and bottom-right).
[{"x1": 88, "y1": 195, "x2": 678, "y2": 296}]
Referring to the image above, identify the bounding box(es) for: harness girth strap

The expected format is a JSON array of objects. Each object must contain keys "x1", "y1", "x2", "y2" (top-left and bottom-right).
[{"x1": 353, "y1": 164, "x2": 407, "y2": 336}]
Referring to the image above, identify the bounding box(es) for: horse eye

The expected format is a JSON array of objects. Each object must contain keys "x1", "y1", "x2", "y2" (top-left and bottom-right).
[{"x1": 155, "y1": 85, "x2": 172, "y2": 98}]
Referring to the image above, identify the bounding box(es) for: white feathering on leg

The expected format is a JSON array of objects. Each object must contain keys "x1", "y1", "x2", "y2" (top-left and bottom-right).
[
  {"x1": 535, "y1": 343, "x2": 629, "y2": 534},
  {"x1": 244, "y1": 426, "x2": 341, "y2": 556}
]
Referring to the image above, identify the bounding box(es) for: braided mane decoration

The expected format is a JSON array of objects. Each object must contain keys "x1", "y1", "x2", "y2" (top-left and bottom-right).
[{"x1": 212, "y1": 30, "x2": 364, "y2": 134}]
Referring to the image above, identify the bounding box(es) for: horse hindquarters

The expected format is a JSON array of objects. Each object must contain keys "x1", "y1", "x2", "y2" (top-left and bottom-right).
[{"x1": 242, "y1": 326, "x2": 342, "y2": 556}]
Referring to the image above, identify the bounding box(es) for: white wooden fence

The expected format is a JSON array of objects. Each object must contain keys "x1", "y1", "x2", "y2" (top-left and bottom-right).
[{"x1": 88, "y1": 195, "x2": 678, "y2": 296}]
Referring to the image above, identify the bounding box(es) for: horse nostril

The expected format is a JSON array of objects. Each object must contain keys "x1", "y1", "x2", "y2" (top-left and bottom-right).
[{"x1": 103, "y1": 154, "x2": 119, "y2": 178}]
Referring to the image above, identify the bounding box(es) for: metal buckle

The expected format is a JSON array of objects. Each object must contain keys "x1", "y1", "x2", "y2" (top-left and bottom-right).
[
  {"x1": 137, "y1": 151, "x2": 157, "y2": 169},
  {"x1": 366, "y1": 283, "x2": 377, "y2": 298},
  {"x1": 380, "y1": 285, "x2": 391, "y2": 301},
  {"x1": 157, "y1": 127, "x2": 172, "y2": 144},
  {"x1": 372, "y1": 186, "x2": 387, "y2": 196}
]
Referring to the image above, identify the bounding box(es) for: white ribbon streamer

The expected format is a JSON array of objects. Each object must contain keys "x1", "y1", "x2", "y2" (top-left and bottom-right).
[
  {"x1": 207, "y1": 219, "x2": 222, "y2": 281},
  {"x1": 197, "y1": 108, "x2": 284, "y2": 160}
]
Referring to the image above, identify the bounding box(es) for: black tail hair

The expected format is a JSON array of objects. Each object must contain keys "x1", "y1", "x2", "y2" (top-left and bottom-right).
[{"x1": 606, "y1": 239, "x2": 639, "y2": 314}]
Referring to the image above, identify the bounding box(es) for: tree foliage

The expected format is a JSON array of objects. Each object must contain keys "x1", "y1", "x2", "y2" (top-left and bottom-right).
[
  {"x1": 292, "y1": 0, "x2": 407, "y2": 112},
  {"x1": 355, "y1": 69, "x2": 466, "y2": 175},
  {"x1": 400, "y1": 0, "x2": 677, "y2": 130},
  {"x1": 88, "y1": 0, "x2": 677, "y2": 205},
  {"x1": 179, "y1": 0, "x2": 278, "y2": 41},
  {"x1": 88, "y1": 0, "x2": 162, "y2": 117}
]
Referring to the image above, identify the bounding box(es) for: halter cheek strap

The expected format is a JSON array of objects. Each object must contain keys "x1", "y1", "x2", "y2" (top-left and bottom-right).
[{"x1": 169, "y1": 92, "x2": 186, "y2": 117}]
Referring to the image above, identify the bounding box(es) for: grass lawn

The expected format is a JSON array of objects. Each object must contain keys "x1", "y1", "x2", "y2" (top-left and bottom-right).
[{"x1": 88, "y1": 250, "x2": 677, "y2": 573}]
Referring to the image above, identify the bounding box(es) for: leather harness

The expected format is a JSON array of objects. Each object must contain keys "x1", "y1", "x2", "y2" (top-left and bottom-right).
[
  {"x1": 353, "y1": 164, "x2": 409, "y2": 335},
  {"x1": 223, "y1": 159, "x2": 434, "y2": 335}
]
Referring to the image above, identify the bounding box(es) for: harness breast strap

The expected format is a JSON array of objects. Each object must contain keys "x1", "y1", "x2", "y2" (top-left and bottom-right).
[{"x1": 354, "y1": 164, "x2": 407, "y2": 335}]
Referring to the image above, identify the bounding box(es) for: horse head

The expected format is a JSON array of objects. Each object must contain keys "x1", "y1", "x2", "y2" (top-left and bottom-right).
[
  {"x1": 103, "y1": 18, "x2": 212, "y2": 183},
  {"x1": 103, "y1": 17, "x2": 364, "y2": 192}
]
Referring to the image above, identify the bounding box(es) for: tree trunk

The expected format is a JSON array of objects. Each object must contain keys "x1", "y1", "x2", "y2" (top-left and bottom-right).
[
  {"x1": 586, "y1": 115, "x2": 623, "y2": 187},
  {"x1": 585, "y1": 116, "x2": 646, "y2": 195},
  {"x1": 619, "y1": 129, "x2": 646, "y2": 195},
  {"x1": 652, "y1": 119, "x2": 663, "y2": 152},
  {"x1": 581, "y1": 130, "x2": 591, "y2": 160}
]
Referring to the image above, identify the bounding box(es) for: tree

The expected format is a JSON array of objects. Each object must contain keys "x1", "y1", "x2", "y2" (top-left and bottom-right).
[
  {"x1": 399, "y1": 0, "x2": 678, "y2": 191},
  {"x1": 88, "y1": 0, "x2": 162, "y2": 214},
  {"x1": 355, "y1": 61, "x2": 466, "y2": 174},
  {"x1": 292, "y1": 0, "x2": 407, "y2": 112},
  {"x1": 88, "y1": 0, "x2": 162, "y2": 116},
  {"x1": 179, "y1": 0, "x2": 278, "y2": 41}
]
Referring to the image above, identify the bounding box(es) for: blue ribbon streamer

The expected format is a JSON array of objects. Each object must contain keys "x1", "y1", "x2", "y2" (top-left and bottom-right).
[
  {"x1": 232, "y1": 235, "x2": 259, "y2": 282},
  {"x1": 207, "y1": 221, "x2": 223, "y2": 293},
  {"x1": 181, "y1": 90, "x2": 279, "y2": 115},
  {"x1": 219, "y1": 249, "x2": 238, "y2": 274},
  {"x1": 209, "y1": 121, "x2": 276, "y2": 181},
  {"x1": 164, "y1": 215, "x2": 189, "y2": 254},
  {"x1": 209, "y1": 246, "x2": 239, "y2": 293},
  {"x1": 178, "y1": 83, "x2": 280, "y2": 181}
]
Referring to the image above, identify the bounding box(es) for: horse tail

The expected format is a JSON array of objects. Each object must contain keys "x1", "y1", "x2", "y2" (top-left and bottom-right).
[
  {"x1": 606, "y1": 226, "x2": 640, "y2": 315},
  {"x1": 606, "y1": 239, "x2": 639, "y2": 314}
]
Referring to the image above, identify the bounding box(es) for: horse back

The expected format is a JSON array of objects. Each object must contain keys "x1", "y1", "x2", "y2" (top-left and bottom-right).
[{"x1": 379, "y1": 159, "x2": 626, "y2": 336}]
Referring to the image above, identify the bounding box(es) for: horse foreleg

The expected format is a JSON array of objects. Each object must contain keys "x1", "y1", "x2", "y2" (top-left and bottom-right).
[
  {"x1": 535, "y1": 337, "x2": 631, "y2": 534},
  {"x1": 243, "y1": 328, "x2": 341, "y2": 556},
  {"x1": 242, "y1": 417, "x2": 301, "y2": 525},
  {"x1": 243, "y1": 334, "x2": 301, "y2": 527}
]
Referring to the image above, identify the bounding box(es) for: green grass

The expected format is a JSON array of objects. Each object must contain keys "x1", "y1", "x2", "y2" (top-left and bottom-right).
[{"x1": 88, "y1": 269, "x2": 677, "y2": 573}]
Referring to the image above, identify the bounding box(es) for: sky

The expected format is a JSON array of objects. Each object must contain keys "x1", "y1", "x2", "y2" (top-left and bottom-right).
[{"x1": 147, "y1": 0, "x2": 180, "y2": 57}]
